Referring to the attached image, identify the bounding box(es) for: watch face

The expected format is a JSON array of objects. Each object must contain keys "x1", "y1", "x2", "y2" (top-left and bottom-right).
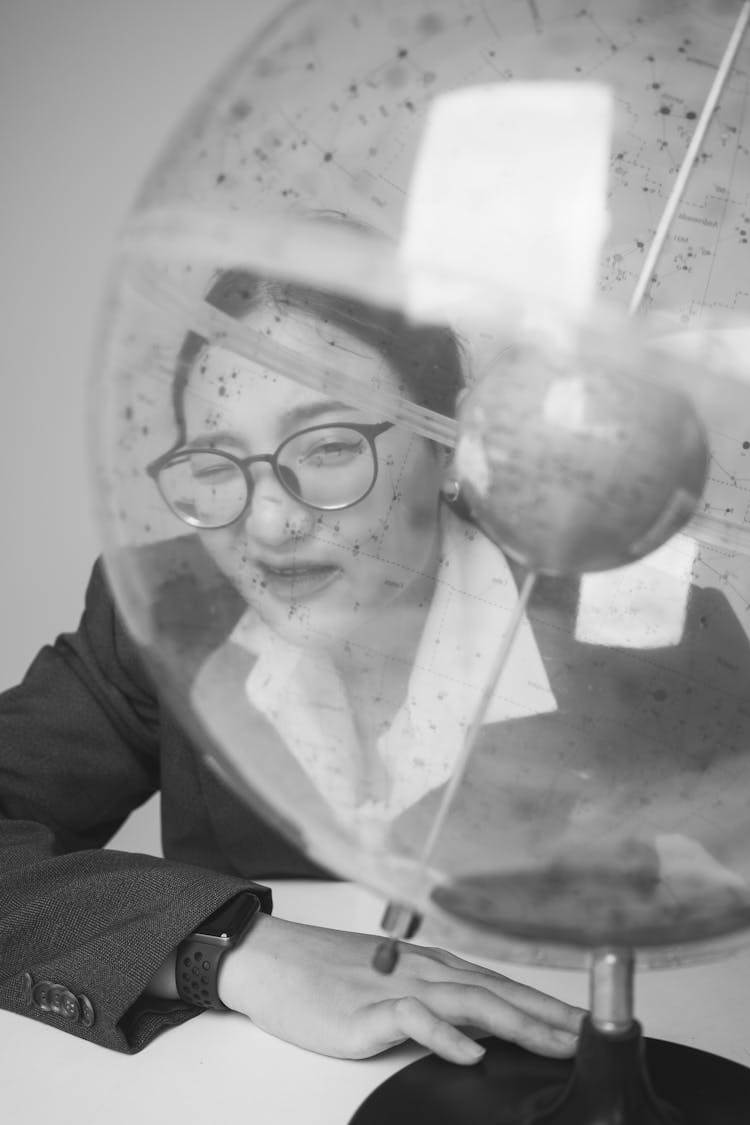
[{"x1": 196, "y1": 892, "x2": 261, "y2": 944}]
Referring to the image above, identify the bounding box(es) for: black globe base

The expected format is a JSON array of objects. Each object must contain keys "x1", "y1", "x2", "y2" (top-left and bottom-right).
[
  {"x1": 349, "y1": 1018, "x2": 750, "y2": 1124},
  {"x1": 519, "y1": 1017, "x2": 681, "y2": 1124}
]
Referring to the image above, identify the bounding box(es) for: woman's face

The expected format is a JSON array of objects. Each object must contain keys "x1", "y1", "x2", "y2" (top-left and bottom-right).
[{"x1": 182, "y1": 304, "x2": 445, "y2": 649}]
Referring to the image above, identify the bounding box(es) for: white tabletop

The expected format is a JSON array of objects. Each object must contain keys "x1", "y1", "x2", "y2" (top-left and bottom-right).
[{"x1": 5, "y1": 879, "x2": 750, "y2": 1125}]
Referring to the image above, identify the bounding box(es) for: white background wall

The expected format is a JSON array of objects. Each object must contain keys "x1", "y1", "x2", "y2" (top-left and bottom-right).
[
  {"x1": 0, "y1": 0, "x2": 282, "y2": 691},
  {"x1": 0, "y1": 0, "x2": 281, "y2": 848}
]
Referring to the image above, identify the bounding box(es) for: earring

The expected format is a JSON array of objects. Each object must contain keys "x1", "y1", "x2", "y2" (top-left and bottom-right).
[{"x1": 442, "y1": 478, "x2": 461, "y2": 503}]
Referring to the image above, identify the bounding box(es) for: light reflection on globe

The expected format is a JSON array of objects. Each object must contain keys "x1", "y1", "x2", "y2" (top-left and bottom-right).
[{"x1": 90, "y1": 0, "x2": 750, "y2": 970}]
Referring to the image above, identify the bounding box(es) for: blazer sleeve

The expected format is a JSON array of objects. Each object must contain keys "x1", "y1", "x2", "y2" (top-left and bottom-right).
[{"x1": 0, "y1": 559, "x2": 271, "y2": 1053}]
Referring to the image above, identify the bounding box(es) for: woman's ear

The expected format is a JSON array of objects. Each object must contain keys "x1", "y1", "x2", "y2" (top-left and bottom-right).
[
  {"x1": 440, "y1": 385, "x2": 470, "y2": 469},
  {"x1": 439, "y1": 439, "x2": 461, "y2": 502},
  {"x1": 434, "y1": 385, "x2": 469, "y2": 498},
  {"x1": 441, "y1": 386, "x2": 470, "y2": 505}
]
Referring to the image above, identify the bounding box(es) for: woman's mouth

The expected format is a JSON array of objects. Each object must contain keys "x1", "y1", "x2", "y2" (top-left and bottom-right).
[{"x1": 257, "y1": 561, "x2": 342, "y2": 601}]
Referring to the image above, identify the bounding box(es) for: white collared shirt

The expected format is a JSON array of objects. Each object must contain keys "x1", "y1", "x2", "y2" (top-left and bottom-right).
[{"x1": 230, "y1": 510, "x2": 557, "y2": 823}]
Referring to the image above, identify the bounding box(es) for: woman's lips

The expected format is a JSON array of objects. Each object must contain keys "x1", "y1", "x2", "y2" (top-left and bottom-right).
[{"x1": 258, "y1": 561, "x2": 342, "y2": 601}]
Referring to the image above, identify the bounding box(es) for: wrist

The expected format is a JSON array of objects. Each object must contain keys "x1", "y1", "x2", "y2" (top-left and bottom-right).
[{"x1": 217, "y1": 910, "x2": 275, "y2": 1012}]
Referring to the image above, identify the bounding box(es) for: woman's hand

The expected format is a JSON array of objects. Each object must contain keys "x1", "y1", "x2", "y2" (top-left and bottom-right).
[{"x1": 218, "y1": 914, "x2": 584, "y2": 1064}]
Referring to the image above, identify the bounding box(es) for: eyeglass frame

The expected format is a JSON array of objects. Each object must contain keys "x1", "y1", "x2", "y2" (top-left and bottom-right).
[{"x1": 146, "y1": 420, "x2": 396, "y2": 529}]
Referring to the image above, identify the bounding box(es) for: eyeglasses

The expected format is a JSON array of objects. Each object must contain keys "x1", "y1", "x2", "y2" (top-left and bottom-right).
[{"x1": 147, "y1": 421, "x2": 395, "y2": 529}]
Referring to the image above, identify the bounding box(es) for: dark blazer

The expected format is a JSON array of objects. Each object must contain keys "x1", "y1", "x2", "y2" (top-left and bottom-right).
[
  {"x1": 2, "y1": 540, "x2": 749, "y2": 1052},
  {"x1": 0, "y1": 557, "x2": 323, "y2": 1054}
]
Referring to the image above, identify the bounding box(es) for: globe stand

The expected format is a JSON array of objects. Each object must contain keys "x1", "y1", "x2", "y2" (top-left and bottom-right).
[
  {"x1": 349, "y1": 948, "x2": 750, "y2": 1124},
  {"x1": 523, "y1": 949, "x2": 678, "y2": 1124}
]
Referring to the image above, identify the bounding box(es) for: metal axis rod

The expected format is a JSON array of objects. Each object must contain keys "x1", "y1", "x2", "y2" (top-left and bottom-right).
[
  {"x1": 590, "y1": 948, "x2": 635, "y2": 1034},
  {"x1": 628, "y1": 1, "x2": 750, "y2": 315}
]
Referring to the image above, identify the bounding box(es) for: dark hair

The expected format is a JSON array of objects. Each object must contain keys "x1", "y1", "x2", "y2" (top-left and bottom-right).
[{"x1": 167, "y1": 268, "x2": 465, "y2": 450}]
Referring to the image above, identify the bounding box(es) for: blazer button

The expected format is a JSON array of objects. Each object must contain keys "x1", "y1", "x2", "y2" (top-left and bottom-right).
[{"x1": 23, "y1": 973, "x2": 95, "y2": 1027}]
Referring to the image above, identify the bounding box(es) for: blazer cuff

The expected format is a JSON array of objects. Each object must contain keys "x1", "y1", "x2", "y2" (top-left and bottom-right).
[{"x1": 6, "y1": 864, "x2": 272, "y2": 1055}]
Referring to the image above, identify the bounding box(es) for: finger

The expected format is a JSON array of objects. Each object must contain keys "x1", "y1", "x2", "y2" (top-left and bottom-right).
[
  {"x1": 361, "y1": 995, "x2": 487, "y2": 1066},
  {"x1": 456, "y1": 972, "x2": 585, "y2": 1035},
  {"x1": 398, "y1": 946, "x2": 585, "y2": 1033},
  {"x1": 416, "y1": 982, "x2": 580, "y2": 1058}
]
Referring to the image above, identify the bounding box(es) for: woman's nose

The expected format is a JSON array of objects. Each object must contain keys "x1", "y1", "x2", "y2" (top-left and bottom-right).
[{"x1": 243, "y1": 467, "x2": 314, "y2": 543}]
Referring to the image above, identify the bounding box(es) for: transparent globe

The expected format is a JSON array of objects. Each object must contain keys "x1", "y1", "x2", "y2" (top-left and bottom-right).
[{"x1": 90, "y1": 2, "x2": 750, "y2": 1120}]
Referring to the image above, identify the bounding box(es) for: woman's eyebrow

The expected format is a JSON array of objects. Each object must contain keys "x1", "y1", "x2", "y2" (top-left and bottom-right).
[
  {"x1": 186, "y1": 401, "x2": 359, "y2": 448},
  {"x1": 184, "y1": 428, "x2": 243, "y2": 449},
  {"x1": 283, "y1": 399, "x2": 358, "y2": 428}
]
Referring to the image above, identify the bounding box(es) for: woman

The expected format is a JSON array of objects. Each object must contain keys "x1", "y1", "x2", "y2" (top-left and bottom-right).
[
  {"x1": 148, "y1": 267, "x2": 556, "y2": 827},
  {"x1": 0, "y1": 264, "x2": 585, "y2": 1064}
]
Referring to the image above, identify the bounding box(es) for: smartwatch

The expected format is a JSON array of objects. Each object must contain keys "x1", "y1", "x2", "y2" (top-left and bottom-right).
[{"x1": 176, "y1": 890, "x2": 263, "y2": 1010}]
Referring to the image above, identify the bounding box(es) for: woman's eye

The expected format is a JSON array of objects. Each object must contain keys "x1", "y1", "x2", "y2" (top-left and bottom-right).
[
  {"x1": 191, "y1": 459, "x2": 237, "y2": 482},
  {"x1": 303, "y1": 439, "x2": 364, "y2": 464}
]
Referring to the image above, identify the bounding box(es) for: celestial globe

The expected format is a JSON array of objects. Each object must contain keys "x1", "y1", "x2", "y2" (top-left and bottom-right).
[{"x1": 89, "y1": 1, "x2": 750, "y2": 1121}]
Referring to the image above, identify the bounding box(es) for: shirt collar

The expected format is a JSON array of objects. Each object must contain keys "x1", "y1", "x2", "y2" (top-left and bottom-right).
[{"x1": 230, "y1": 509, "x2": 557, "y2": 819}]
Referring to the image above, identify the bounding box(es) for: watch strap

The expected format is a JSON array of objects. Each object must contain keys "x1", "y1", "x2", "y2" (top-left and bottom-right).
[
  {"x1": 176, "y1": 890, "x2": 264, "y2": 1011},
  {"x1": 176, "y1": 936, "x2": 229, "y2": 1010}
]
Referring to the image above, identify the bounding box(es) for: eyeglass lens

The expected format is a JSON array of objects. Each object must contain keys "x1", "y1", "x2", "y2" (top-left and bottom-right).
[{"x1": 158, "y1": 425, "x2": 378, "y2": 527}]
